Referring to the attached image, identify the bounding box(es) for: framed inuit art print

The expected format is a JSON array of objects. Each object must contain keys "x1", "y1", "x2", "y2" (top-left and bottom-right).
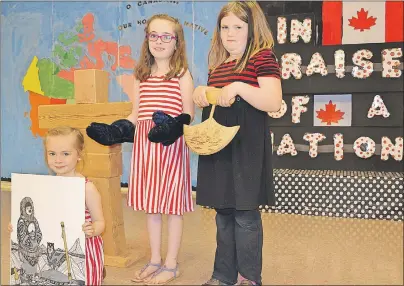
[{"x1": 10, "y1": 173, "x2": 86, "y2": 285}]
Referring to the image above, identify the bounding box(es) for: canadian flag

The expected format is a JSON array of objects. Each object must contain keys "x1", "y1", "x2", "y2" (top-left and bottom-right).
[{"x1": 323, "y1": 0, "x2": 403, "y2": 45}]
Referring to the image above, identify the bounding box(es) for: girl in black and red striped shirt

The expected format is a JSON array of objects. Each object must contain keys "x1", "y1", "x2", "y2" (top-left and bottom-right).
[{"x1": 193, "y1": 2, "x2": 282, "y2": 285}]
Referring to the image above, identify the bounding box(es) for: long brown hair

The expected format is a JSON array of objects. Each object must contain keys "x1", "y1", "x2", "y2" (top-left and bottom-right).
[
  {"x1": 135, "y1": 14, "x2": 188, "y2": 81},
  {"x1": 208, "y1": 1, "x2": 275, "y2": 73}
]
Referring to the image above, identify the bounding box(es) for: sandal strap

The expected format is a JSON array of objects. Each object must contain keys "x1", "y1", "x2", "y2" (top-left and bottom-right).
[
  {"x1": 139, "y1": 261, "x2": 162, "y2": 275},
  {"x1": 150, "y1": 264, "x2": 179, "y2": 279},
  {"x1": 147, "y1": 262, "x2": 163, "y2": 268}
]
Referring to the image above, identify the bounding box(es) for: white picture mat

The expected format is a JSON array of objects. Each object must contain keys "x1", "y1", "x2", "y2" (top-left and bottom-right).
[{"x1": 11, "y1": 173, "x2": 86, "y2": 253}]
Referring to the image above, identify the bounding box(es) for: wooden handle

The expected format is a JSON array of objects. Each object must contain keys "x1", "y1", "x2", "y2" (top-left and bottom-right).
[{"x1": 206, "y1": 88, "x2": 236, "y2": 105}]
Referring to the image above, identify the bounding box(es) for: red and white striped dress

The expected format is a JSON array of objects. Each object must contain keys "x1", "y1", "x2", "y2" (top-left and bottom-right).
[
  {"x1": 85, "y1": 179, "x2": 104, "y2": 286},
  {"x1": 127, "y1": 76, "x2": 194, "y2": 215}
]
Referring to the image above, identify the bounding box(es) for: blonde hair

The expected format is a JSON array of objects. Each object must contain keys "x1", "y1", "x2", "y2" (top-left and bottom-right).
[
  {"x1": 43, "y1": 126, "x2": 85, "y2": 173},
  {"x1": 208, "y1": 1, "x2": 275, "y2": 72},
  {"x1": 135, "y1": 14, "x2": 188, "y2": 81}
]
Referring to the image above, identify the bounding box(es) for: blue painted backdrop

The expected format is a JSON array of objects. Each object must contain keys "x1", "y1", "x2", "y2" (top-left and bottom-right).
[{"x1": 1, "y1": 1, "x2": 228, "y2": 186}]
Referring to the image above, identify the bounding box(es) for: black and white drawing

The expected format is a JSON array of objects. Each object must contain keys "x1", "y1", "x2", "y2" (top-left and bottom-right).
[{"x1": 11, "y1": 174, "x2": 86, "y2": 285}]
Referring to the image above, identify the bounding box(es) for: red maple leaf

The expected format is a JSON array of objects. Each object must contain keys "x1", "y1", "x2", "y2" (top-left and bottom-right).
[
  {"x1": 316, "y1": 100, "x2": 345, "y2": 125},
  {"x1": 348, "y1": 8, "x2": 377, "y2": 31}
]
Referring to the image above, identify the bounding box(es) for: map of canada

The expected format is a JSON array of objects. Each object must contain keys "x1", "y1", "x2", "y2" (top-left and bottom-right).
[{"x1": 22, "y1": 13, "x2": 136, "y2": 137}]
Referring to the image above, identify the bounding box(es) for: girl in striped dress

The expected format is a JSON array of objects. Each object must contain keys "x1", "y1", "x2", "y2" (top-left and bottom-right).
[
  {"x1": 9, "y1": 127, "x2": 105, "y2": 285},
  {"x1": 83, "y1": 181, "x2": 105, "y2": 285},
  {"x1": 44, "y1": 126, "x2": 105, "y2": 286},
  {"x1": 86, "y1": 14, "x2": 194, "y2": 285},
  {"x1": 127, "y1": 14, "x2": 194, "y2": 285}
]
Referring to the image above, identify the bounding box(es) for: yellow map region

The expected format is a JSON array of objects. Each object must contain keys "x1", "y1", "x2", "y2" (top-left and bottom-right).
[{"x1": 22, "y1": 56, "x2": 44, "y2": 95}]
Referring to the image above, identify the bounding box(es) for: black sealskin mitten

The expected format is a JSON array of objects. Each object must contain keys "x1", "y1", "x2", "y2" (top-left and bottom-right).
[
  {"x1": 86, "y1": 119, "x2": 135, "y2": 146},
  {"x1": 148, "y1": 112, "x2": 191, "y2": 146},
  {"x1": 152, "y1": 110, "x2": 171, "y2": 126}
]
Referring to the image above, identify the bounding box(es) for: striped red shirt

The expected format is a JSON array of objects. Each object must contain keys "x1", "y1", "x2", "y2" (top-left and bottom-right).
[
  {"x1": 138, "y1": 77, "x2": 183, "y2": 121},
  {"x1": 208, "y1": 49, "x2": 280, "y2": 87}
]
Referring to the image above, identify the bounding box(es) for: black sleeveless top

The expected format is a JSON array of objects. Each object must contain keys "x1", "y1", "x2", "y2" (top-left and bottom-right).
[{"x1": 196, "y1": 49, "x2": 281, "y2": 210}]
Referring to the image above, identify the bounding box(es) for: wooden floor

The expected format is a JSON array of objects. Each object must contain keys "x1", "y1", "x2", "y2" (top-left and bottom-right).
[{"x1": 1, "y1": 190, "x2": 403, "y2": 285}]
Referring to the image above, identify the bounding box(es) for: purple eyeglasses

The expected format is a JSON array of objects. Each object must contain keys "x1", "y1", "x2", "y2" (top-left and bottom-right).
[{"x1": 146, "y1": 32, "x2": 177, "y2": 43}]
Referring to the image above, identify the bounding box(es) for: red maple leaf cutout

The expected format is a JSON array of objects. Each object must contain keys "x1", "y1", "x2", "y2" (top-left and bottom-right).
[
  {"x1": 316, "y1": 100, "x2": 345, "y2": 125},
  {"x1": 348, "y1": 8, "x2": 377, "y2": 31}
]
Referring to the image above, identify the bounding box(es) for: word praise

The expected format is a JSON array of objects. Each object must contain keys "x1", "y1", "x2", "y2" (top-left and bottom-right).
[{"x1": 280, "y1": 48, "x2": 402, "y2": 80}]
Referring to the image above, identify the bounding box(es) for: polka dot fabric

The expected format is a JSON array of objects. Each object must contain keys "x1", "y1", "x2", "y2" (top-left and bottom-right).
[
  {"x1": 268, "y1": 100, "x2": 287, "y2": 118},
  {"x1": 277, "y1": 134, "x2": 298, "y2": 156},
  {"x1": 352, "y1": 49, "x2": 373, "y2": 79},
  {"x1": 277, "y1": 17, "x2": 287, "y2": 44},
  {"x1": 353, "y1": 137, "x2": 376, "y2": 159},
  {"x1": 263, "y1": 170, "x2": 403, "y2": 221},
  {"x1": 367, "y1": 95, "x2": 390, "y2": 118},
  {"x1": 291, "y1": 95, "x2": 310, "y2": 123},
  {"x1": 290, "y1": 18, "x2": 312, "y2": 44},
  {"x1": 334, "y1": 50, "x2": 345, "y2": 78},
  {"x1": 382, "y1": 48, "x2": 402, "y2": 78},
  {"x1": 333, "y1": 133, "x2": 344, "y2": 161},
  {"x1": 200, "y1": 170, "x2": 403, "y2": 222},
  {"x1": 306, "y1": 52, "x2": 328, "y2": 76},
  {"x1": 381, "y1": 137, "x2": 403, "y2": 161},
  {"x1": 281, "y1": 53, "x2": 303, "y2": 80},
  {"x1": 303, "y1": 133, "x2": 326, "y2": 158}
]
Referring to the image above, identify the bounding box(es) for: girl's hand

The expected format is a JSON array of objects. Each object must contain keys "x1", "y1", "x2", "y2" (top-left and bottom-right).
[
  {"x1": 82, "y1": 222, "x2": 95, "y2": 238},
  {"x1": 217, "y1": 82, "x2": 239, "y2": 107},
  {"x1": 8, "y1": 223, "x2": 13, "y2": 234},
  {"x1": 192, "y1": 86, "x2": 209, "y2": 108}
]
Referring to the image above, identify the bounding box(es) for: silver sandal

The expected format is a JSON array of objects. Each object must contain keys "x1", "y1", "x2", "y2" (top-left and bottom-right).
[
  {"x1": 131, "y1": 261, "x2": 162, "y2": 283},
  {"x1": 145, "y1": 264, "x2": 180, "y2": 285}
]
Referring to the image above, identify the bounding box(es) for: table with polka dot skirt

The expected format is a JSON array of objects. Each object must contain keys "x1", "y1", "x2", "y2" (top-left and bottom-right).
[
  {"x1": 263, "y1": 170, "x2": 403, "y2": 221},
  {"x1": 200, "y1": 169, "x2": 404, "y2": 221}
]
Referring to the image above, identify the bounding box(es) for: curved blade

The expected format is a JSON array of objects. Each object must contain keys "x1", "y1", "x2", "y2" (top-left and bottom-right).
[{"x1": 184, "y1": 118, "x2": 240, "y2": 155}]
